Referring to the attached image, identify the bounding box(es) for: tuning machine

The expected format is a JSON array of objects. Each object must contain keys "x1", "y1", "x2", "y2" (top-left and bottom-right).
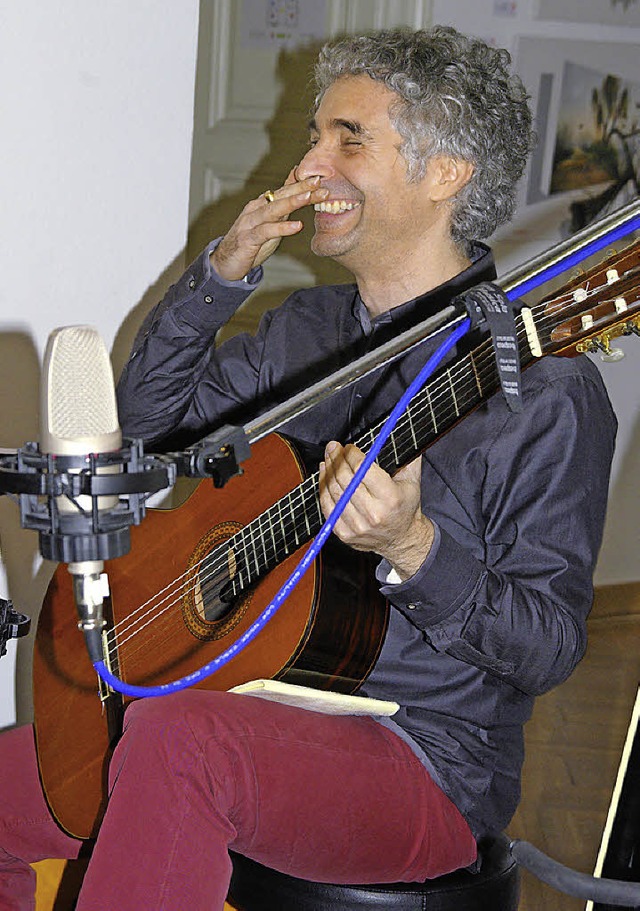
[{"x1": 576, "y1": 313, "x2": 640, "y2": 361}]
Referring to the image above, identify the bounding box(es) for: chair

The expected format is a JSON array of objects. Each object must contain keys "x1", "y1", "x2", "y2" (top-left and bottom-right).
[{"x1": 228, "y1": 833, "x2": 520, "y2": 910}]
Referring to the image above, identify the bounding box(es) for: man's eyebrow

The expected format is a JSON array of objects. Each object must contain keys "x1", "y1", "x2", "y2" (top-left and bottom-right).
[{"x1": 308, "y1": 117, "x2": 373, "y2": 138}]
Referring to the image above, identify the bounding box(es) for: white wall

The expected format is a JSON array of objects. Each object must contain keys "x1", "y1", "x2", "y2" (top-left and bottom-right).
[{"x1": 0, "y1": 1, "x2": 200, "y2": 726}]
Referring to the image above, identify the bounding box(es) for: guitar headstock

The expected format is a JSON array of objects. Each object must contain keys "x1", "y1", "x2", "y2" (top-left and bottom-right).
[{"x1": 528, "y1": 238, "x2": 640, "y2": 360}]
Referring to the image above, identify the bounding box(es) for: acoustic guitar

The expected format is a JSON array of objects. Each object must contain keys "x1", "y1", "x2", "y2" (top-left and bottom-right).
[{"x1": 33, "y1": 240, "x2": 640, "y2": 839}]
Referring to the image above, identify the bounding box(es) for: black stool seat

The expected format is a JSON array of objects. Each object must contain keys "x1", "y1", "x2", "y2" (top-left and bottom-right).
[{"x1": 228, "y1": 834, "x2": 520, "y2": 910}]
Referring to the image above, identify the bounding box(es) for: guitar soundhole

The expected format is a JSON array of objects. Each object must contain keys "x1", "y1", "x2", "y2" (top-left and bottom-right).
[{"x1": 182, "y1": 521, "x2": 252, "y2": 641}]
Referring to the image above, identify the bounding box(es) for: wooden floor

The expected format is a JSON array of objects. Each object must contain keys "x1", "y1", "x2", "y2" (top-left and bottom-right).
[{"x1": 33, "y1": 581, "x2": 640, "y2": 911}]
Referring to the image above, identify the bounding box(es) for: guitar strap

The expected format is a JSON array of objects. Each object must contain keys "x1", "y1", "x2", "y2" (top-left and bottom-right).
[{"x1": 458, "y1": 282, "x2": 524, "y2": 413}]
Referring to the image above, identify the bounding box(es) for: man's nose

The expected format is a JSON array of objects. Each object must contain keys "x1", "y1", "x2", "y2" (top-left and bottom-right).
[{"x1": 295, "y1": 145, "x2": 336, "y2": 182}]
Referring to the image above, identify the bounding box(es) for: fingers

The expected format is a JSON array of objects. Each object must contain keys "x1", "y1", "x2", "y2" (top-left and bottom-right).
[
  {"x1": 284, "y1": 165, "x2": 308, "y2": 186},
  {"x1": 319, "y1": 442, "x2": 391, "y2": 529},
  {"x1": 318, "y1": 442, "x2": 389, "y2": 554},
  {"x1": 320, "y1": 442, "x2": 381, "y2": 503},
  {"x1": 318, "y1": 442, "x2": 425, "y2": 557},
  {"x1": 251, "y1": 175, "x2": 327, "y2": 215},
  {"x1": 211, "y1": 177, "x2": 326, "y2": 281}
]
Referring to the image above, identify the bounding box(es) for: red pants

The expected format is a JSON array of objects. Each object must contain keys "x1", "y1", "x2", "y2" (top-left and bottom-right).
[{"x1": 0, "y1": 690, "x2": 476, "y2": 910}]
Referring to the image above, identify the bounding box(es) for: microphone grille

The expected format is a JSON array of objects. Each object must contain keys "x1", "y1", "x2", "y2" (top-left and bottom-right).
[{"x1": 41, "y1": 325, "x2": 121, "y2": 452}]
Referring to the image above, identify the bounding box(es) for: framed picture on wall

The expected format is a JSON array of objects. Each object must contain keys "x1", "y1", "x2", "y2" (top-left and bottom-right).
[{"x1": 515, "y1": 35, "x2": 640, "y2": 236}]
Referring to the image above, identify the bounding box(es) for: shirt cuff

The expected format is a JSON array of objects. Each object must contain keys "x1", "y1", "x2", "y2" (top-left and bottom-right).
[
  {"x1": 377, "y1": 524, "x2": 483, "y2": 627},
  {"x1": 204, "y1": 238, "x2": 263, "y2": 289},
  {"x1": 376, "y1": 522, "x2": 442, "y2": 602}
]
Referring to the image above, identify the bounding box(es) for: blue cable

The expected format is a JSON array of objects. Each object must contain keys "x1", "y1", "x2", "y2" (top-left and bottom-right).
[
  {"x1": 93, "y1": 317, "x2": 472, "y2": 697},
  {"x1": 504, "y1": 213, "x2": 640, "y2": 300}
]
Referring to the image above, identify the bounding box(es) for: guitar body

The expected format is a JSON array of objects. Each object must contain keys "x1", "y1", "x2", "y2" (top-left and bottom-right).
[{"x1": 33, "y1": 433, "x2": 389, "y2": 839}]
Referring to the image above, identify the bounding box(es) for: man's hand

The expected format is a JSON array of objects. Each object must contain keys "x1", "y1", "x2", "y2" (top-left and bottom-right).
[
  {"x1": 210, "y1": 172, "x2": 329, "y2": 282},
  {"x1": 318, "y1": 441, "x2": 435, "y2": 581}
]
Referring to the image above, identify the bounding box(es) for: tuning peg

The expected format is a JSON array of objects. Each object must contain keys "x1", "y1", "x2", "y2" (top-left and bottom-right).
[
  {"x1": 578, "y1": 330, "x2": 626, "y2": 362},
  {"x1": 596, "y1": 329, "x2": 626, "y2": 361},
  {"x1": 598, "y1": 343, "x2": 625, "y2": 363}
]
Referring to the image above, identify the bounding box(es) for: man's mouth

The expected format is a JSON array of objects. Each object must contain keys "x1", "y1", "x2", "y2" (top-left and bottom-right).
[{"x1": 314, "y1": 200, "x2": 359, "y2": 214}]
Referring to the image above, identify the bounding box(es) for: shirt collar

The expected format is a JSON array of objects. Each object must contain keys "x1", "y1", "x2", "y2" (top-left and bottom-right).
[{"x1": 354, "y1": 242, "x2": 496, "y2": 336}]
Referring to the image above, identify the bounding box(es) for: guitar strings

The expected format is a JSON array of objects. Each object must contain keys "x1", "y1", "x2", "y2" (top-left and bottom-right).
[
  {"x1": 105, "y1": 352, "x2": 494, "y2": 665},
  {"x1": 104, "y1": 269, "x2": 630, "y2": 669}
]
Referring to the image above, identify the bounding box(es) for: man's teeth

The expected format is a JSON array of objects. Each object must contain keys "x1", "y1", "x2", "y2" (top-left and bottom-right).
[{"x1": 314, "y1": 200, "x2": 358, "y2": 213}]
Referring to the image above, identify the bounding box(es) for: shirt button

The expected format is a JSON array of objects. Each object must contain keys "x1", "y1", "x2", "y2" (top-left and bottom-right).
[
  {"x1": 204, "y1": 295, "x2": 213, "y2": 304},
  {"x1": 407, "y1": 604, "x2": 417, "y2": 610},
  {"x1": 188, "y1": 278, "x2": 195, "y2": 289}
]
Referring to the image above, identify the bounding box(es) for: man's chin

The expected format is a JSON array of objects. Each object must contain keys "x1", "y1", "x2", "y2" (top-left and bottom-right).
[{"x1": 310, "y1": 233, "x2": 353, "y2": 259}]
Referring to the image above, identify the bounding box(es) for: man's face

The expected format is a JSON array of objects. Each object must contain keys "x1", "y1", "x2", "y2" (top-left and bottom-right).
[{"x1": 296, "y1": 75, "x2": 439, "y2": 273}]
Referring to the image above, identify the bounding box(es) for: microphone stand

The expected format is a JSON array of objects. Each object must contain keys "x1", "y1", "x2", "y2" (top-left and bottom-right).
[{"x1": 0, "y1": 598, "x2": 29, "y2": 658}]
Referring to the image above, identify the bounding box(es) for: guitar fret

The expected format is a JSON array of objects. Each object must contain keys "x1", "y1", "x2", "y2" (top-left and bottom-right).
[
  {"x1": 390, "y1": 432, "x2": 398, "y2": 464},
  {"x1": 470, "y1": 351, "x2": 483, "y2": 397},
  {"x1": 245, "y1": 522, "x2": 260, "y2": 578},
  {"x1": 407, "y1": 408, "x2": 418, "y2": 449},
  {"x1": 424, "y1": 386, "x2": 438, "y2": 433},
  {"x1": 276, "y1": 498, "x2": 289, "y2": 555},
  {"x1": 258, "y1": 510, "x2": 269, "y2": 567},
  {"x1": 267, "y1": 508, "x2": 278, "y2": 560},
  {"x1": 258, "y1": 510, "x2": 269, "y2": 572},
  {"x1": 301, "y1": 483, "x2": 321, "y2": 540},
  {"x1": 241, "y1": 526, "x2": 251, "y2": 585},
  {"x1": 290, "y1": 490, "x2": 301, "y2": 547},
  {"x1": 302, "y1": 492, "x2": 313, "y2": 538},
  {"x1": 236, "y1": 528, "x2": 251, "y2": 588},
  {"x1": 447, "y1": 367, "x2": 460, "y2": 417},
  {"x1": 355, "y1": 429, "x2": 373, "y2": 456}
]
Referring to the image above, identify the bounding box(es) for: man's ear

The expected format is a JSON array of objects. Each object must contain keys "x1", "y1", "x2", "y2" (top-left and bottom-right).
[{"x1": 429, "y1": 156, "x2": 474, "y2": 201}]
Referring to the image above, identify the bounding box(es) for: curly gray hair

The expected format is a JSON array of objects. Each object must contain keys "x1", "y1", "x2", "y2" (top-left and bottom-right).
[{"x1": 314, "y1": 26, "x2": 535, "y2": 250}]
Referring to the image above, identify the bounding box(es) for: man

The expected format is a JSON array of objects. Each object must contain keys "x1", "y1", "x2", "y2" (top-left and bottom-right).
[{"x1": 0, "y1": 26, "x2": 616, "y2": 910}]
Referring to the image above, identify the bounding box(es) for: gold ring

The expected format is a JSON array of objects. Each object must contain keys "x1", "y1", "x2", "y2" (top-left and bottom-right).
[{"x1": 263, "y1": 189, "x2": 276, "y2": 203}]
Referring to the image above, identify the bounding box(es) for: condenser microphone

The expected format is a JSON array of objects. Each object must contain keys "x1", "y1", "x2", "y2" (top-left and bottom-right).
[{"x1": 40, "y1": 325, "x2": 128, "y2": 662}]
